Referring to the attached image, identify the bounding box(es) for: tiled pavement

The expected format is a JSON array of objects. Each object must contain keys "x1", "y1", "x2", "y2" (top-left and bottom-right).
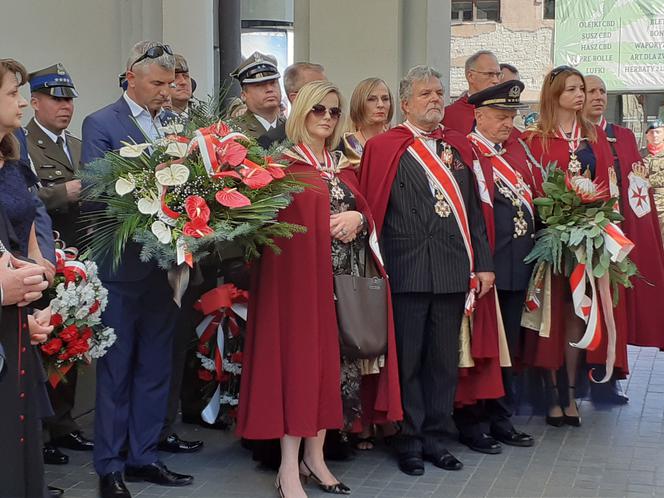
[{"x1": 46, "y1": 346, "x2": 664, "y2": 498}]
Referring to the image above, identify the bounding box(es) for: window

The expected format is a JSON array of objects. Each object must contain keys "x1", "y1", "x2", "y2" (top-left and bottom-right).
[
  {"x1": 543, "y1": 0, "x2": 555, "y2": 20},
  {"x1": 451, "y1": 0, "x2": 500, "y2": 22}
]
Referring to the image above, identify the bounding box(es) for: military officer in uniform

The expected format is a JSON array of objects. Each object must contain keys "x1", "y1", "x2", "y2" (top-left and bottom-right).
[
  {"x1": 230, "y1": 52, "x2": 286, "y2": 149},
  {"x1": 644, "y1": 119, "x2": 664, "y2": 245},
  {"x1": 26, "y1": 64, "x2": 94, "y2": 466}
]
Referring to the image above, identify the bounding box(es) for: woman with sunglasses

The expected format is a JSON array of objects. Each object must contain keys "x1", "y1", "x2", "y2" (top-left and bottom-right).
[
  {"x1": 237, "y1": 80, "x2": 400, "y2": 497},
  {"x1": 0, "y1": 58, "x2": 55, "y2": 498},
  {"x1": 521, "y1": 66, "x2": 627, "y2": 427}
]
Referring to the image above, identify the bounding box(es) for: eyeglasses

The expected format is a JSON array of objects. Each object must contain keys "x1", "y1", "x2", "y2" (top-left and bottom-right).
[
  {"x1": 549, "y1": 65, "x2": 576, "y2": 82},
  {"x1": 130, "y1": 44, "x2": 173, "y2": 71},
  {"x1": 310, "y1": 104, "x2": 342, "y2": 119},
  {"x1": 469, "y1": 69, "x2": 503, "y2": 80}
]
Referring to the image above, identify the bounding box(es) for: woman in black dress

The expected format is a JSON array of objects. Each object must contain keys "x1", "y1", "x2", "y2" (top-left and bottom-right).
[{"x1": 0, "y1": 58, "x2": 54, "y2": 498}]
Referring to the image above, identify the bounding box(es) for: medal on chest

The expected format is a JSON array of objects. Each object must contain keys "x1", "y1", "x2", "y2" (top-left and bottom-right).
[
  {"x1": 441, "y1": 144, "x2": 454, "y2": 168},
  {"x1": 328, "y1": 176, "x2": 345, "y2": 200},
  {"x1": 434, "y1": 190, "x2": 452, "y2": 217},
  {"x1": 559, "y1": 120, "x2": 584, "y2": 175}
]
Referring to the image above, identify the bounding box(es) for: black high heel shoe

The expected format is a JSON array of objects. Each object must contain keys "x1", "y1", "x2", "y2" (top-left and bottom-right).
[
  {"x1": 563, "y1": 386, "x2": 581, "y2": 427},
  {"x1": 300, "y1": 460, "x2": 351, "y2": 495},
  {"x1": 546, "y1": 385, "x2": 565, "y2": 427}
]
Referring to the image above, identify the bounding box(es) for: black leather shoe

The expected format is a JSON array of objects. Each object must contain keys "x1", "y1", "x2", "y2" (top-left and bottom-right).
[
  {"x1": 125, "y1": 461, "x2": 193, "y2": 486},
  {"x1": 423, "y1": 450, "x2": 463, "y2": 471},
  {"x1": 48, "y1": 486, "x2": 64, "y2": 497},
  {"x1": 100, "y1": 472, "x2": 131, "y2": 498},
  {"x1": 491, "y1": 429, "x2": 535, "y2": 447},
  {"x1": 52, "y1": 431, "x2": 94, "y2": 451},
  {"x1": 157, "y1": 433, "x2": 203, "y2": 453},
  {"x1": 397, "y1": 452, "x2": 424, "y2": 476},
  {"x1": 44, "y1": 443, "x2": 69, "y2": 465},
  {"x1": 459, "y1": 434, "x2": 502, "y2": 455}
]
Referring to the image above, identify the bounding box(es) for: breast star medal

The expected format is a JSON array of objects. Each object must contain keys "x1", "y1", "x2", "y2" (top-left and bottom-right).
[
  {"x1": 568, "y1": 153, "x2": 582, "y2": 175},
  {"x1": 441, "y1": 145, "x2": 454, "y2": 168},
  {"x1": 329, "y1": 176, "x2": 345, "y2": 200}
]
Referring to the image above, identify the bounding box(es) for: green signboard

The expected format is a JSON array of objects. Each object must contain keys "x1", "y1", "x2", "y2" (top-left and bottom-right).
[{"x1": 554, "y1": 0, "x2": 664, "y2": 92}]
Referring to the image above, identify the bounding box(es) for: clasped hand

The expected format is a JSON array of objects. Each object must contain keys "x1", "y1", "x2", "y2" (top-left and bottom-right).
[
  {"x1": 330, "y1": 210, "x2": 363, "y2": 244},
  {"x1": 0, "y1": 252, "x2": 49, "y2": 306}
]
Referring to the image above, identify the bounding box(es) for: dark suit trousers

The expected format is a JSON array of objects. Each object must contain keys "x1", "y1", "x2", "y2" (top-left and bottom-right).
[
  {"x1": 454, "y1": 289, "x2": 526, "y2": 438},
  {"x1": 93, "y1": 271, "x2": 178, "y2": 475},
  {"x1": 392, "y1": 292, "x2": 465, "y2": 455},
  {"x1": 44, "y1": 366, "x2": 80, "y2": 440}
]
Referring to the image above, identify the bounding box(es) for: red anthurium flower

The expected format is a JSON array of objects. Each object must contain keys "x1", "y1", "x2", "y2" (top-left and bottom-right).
[
  {"x1": 240, "y1": 160, "x2": 274, "y2": 189},
  {"x1": 216, "y1": 140, "x2": 247, "y2": 167},
  {"x1": 199, "y1": 121, "x2": 231, "y2": 138},
  {"x1": 215, "y1": 188, "x2": 251, "y2": 208},
  {"x1": 183, "y1": 218, "x2": 214, "y2": 238},
  {"x1": 213, "y1": 170, "x2": 242, "y2": 180},
  {"x1": 266, "y1": 163, "x2": 286, "y2": 179},
  {"x1": 184, "y1": 195, "x2": 211, "y2": 223}
]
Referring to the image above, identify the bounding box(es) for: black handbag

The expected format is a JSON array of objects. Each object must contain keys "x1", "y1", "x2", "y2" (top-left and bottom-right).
[{"x1": 334, "y1": 244, "x2": 388, "y2": 359}]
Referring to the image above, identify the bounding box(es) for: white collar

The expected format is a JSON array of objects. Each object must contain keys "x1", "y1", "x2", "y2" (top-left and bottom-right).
[
  {"x1": 474, "y1": 129, "x2": 501, "y2": 149},
  {"x1": 123, "y1": 91, "x2": 164, "y2": 120},
  {"x1": 34, "y1": 118, "x2": 66, "y2": 144},
  {"x1": 254, "y1": 113, "x2": 278, "y2": 131},
  {"x1": 404, "y1": 120, "x2": 438, "y2": 137}
]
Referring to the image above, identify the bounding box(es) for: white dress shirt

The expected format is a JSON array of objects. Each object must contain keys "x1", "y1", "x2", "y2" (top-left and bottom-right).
[
  {"x1": 123, "y1": 92, "x2": 165, "y2": 142},
  {"x1": 254, "y1": 113, "x2": 278, "y2": 132}
]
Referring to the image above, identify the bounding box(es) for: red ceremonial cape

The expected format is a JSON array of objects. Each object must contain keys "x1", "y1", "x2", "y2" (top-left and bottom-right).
[
  {"x1": 443, "y1": 94, "x2": 522, "y2": 143},
  {"x1": 359, "y1": 126, "x2": 504, "y2": 407},
  {"x1": 236, "y1": 159, "x2": 401, "y2": 439},
  {"x1": 520, "y1": 128, "x2": 629, "y2": 376},
  {"x1": 612, "y1": 124, "x2": 664, "y2": 349}
]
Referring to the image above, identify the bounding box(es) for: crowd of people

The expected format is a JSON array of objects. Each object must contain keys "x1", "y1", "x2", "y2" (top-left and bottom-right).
[{"x1": 1, "y1": 40, "x2": 664, "y2": 498}]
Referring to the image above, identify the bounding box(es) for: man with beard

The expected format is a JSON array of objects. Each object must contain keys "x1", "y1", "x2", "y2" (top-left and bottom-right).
[
  {"x1": 584, "y1": 76, "x2": 664, "y2": 354},
  {"x1": 360, "y1": 65, "x2": 495, "y2": 476}
]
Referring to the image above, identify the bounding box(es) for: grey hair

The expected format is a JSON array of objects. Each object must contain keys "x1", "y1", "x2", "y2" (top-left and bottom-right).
[
  {"x1": 399, "y1": 65, "x2": 443, "y2": 101},
  {"x1": 126, "y1": 40, "x2": 176, "y2": 72},
  {"x1": 464, "y1": 50, "x2": 497, "y2": 73},
  {"x1": 284, "y1": 62, "x2": 325, "y2": 95}
]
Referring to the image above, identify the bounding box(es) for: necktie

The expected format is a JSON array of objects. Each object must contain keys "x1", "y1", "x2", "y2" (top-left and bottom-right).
[
  {"x1": 494, "y1": 143, "x2": 502, "y2": 152},
  {"x1": 57, "y1": 136, "x2": 72, "y2": 167}
]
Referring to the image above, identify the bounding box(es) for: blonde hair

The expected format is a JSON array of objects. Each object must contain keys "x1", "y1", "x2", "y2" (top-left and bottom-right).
[
  {"x1": 0, "y1": 58, "x2": 27, "y2": 161},
  {"x1": 530, "y1": 66, "x2": 596, "y2": 150},
  {"x1": 349, "y1": 77, "x2": 394, "y2": 130},
  {"x1": 286, "y1": 80, "x2": 346, "y2": 150}
]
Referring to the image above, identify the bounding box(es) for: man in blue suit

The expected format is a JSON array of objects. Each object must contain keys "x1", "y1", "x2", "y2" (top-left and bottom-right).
[{"x1": 81, "y1": 41, "x2": 193, "y2": 498}]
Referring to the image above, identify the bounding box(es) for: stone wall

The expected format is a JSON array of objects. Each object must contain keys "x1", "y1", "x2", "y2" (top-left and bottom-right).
[{"x1": 450, "y1": 1, "x2": 554, "y2": 102}]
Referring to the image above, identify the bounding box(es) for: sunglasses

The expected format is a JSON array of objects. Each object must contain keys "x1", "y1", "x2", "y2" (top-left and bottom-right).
[
  {"x1": 130, "y1": 44, "x2": 173, "y2": 71},
  {"x1": 310, "y1": 104, "x2": 342, "y2": 119},
  {"x1": 549, "y1": 65, "x2": 579, "y2": 82}
]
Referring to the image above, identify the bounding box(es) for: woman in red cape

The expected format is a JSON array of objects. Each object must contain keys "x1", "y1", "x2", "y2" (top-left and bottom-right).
[
  {"x1": 236, "y1": 80, "x2": 401, "y2": 498},
  {"x1": 521, "y1": 65, "x2": 628, "y2": 428}
]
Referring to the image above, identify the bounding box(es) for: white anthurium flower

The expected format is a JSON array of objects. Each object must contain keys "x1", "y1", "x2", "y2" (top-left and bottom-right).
[
  {"x1": 115, "y1": 176, "x2": 136, "y2": 196},
  {"x1": 119, "y1": 142, "x2": 151, "y2": 158},
  {"x1": 155, "y1": 163, "x2": 190, "y2": 186},
  {"x1": 150, "y1": 220, "x2": 172, "y2": 244},
  {"x1": 165, "y1": 141, "x2": 189, "y2": 158},
  {"x1": 137, "y1": 193, "x2": 161, "y2": 214},
  {"x1": 159, "y1": 123, "x2": 184, "y2": 135}
]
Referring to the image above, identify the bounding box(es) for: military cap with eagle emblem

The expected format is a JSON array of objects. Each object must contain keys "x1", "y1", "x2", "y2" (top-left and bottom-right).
[
  {"x1": 468, "y1": 80, "x2": 526, "y2": 110},
  {"x1": 28, "y1": 63, "x2": 78, "y2": 98},
  {"x1": 230, "y1": 52, "x2": 280, "y2": 85}
]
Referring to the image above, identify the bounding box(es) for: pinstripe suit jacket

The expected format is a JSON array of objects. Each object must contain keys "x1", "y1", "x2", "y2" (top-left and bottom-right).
[{"x1": 381, "y1": 149, "x2": 493, "y2": 294}]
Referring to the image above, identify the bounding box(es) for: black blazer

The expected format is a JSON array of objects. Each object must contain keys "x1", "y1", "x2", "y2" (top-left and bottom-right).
[{"x1": 381, "y1": 148, "x2": 493, "y2": 294}]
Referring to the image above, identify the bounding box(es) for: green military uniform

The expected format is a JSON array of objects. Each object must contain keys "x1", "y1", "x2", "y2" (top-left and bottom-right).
[
  {"x1": 235, "y1": 110, "x2": 286, "y2": 143},
  {"x1": 645, "y1": 149, "x2": 664, "y2": 246},
  {"x1": 26, "y1": 120, "x2": 81, "y2": 245}
]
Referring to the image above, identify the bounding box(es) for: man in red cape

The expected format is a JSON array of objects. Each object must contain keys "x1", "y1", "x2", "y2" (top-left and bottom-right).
[
  {"x1": 584, "y1": 76, "x2": 664, "y2": 351},
  {"x1": 454, "y1": 80, "x2": 536, "y2": 453},
  {"x1": 359, "y1": 65, "x2": 499, "y2": 476},
  {"x1": 443, "y1": 50, "x2": 522, "y2": 144}
]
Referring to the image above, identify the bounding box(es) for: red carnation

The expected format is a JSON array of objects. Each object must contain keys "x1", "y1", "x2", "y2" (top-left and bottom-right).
[
  {"x1": 41, "y1": 338, "x2": 63, "y2": 356},
  {"x1": 230, "y1": 352, "x2": 243, "y2": 364},
  {"x1": 58, "y1": 350, "x2": 72, "y2": 361},
  {"x1": 59, "y1": 325, "x2": 79, "y2": 343},
  {"x1": 68, "y1": 339, "x2": 90, "y2": 356},
  {"x1": 89, "y1": 300, "x2": 101, "y2": 315},
  {"x1": 197, "y1": 343, "x2": 210, "y2": 355},
  {"x1": 50, "y1": 314, "x2": 64, "y2": 327},
  {"x1": 81, "y1": 327, "x2": 93, "y2": 341},
  {"x1": 198, "y1": 369, "x2": 213, "y2": 382}
]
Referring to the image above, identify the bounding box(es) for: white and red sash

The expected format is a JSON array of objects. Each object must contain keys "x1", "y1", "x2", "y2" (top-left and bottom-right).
[
  {"x1": 401, "y1": 123, "x2": 478, "y2": 314},
  {"x1": 468, "y1": 132, "x2": 535, "y2": 220}
]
